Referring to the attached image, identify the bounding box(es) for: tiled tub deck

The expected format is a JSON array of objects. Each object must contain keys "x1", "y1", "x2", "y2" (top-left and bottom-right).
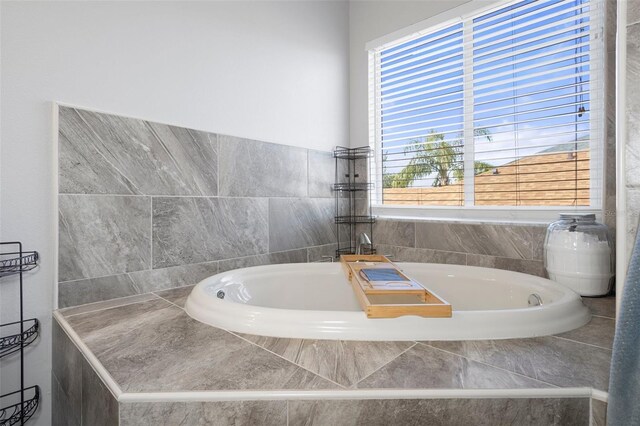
[{"x1": 52, "y1": 289, "x2": 615, "y2": 426}]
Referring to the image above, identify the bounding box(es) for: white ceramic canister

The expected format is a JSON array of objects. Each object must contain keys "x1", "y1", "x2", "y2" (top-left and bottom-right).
[{"x1": 544, "y1": 213, "x2": 613, "y2": 296}]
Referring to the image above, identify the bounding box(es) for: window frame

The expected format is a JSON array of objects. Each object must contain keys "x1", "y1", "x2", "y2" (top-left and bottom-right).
[{"x1": 367, "y1": 0, "x2": 606, "y2": 224}]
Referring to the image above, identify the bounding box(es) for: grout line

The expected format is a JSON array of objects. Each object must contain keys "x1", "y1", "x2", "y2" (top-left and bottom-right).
[
  {"x1": 216, "y1": 133, "x2": 220, "y2": 197},
  {"x1": 217, "y1": 247, "x2": 307, "y2": 266},
  {"x1": 59, "y1": 250, "x2": 306, "y2": 286},
  {"x1": 416, "y1": 342, "x2": 562, "y2": 389},
  {"x1": 353, "y1": 342, "x2": 418, "y2": 387},
  {"x1": 59, "y1": 192, "x2": 334, "y2": 200},
  {"x1": 305, "y1": 242, "x2": 338, "y2": 250},
  {"x1": 590, "y1": 314, "x2": 616, "y2": 320},
  {"x1": 149, "y1": 196, "x2": 153, "y2": 271},
  {"x1": 152, "y1": 291, "x2": 189, "y2": 311},
  {"x1": 229, "y1": 331, "x2": 346, "y2": 389},
  {"x1": 306, "y1": 149, "x2": 310, "y2": 198},
  {"x1": 376, "y1": 243, "x2": 472, "y2": 258},
  {"x1": 267, "y1": 198, "x2": 271, "y2": 254},
  {"x1": 60, "y1": 242, "x2": 331, "y2": 295},
  {"x1": 61, "y1": 293, "x2": 163, "y2": 318},
  {"x1": 375, "y1": 243, "x2": 540, "y2": 263},
  {"x1": 550, "y1": 335, "x2": 613, "y2": 352},
  {"x1": 59, "y1": 271, "x2": 133, "y2": 285},
  {"x1": 227, "y1": 331, "x2": 347, "y2": 390}
]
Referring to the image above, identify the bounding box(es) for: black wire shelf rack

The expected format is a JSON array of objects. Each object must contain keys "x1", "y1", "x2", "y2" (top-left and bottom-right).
[
  {"x1": 333, "y1": 146, "x2": 373, "y2": 160},
  {"x1": 0, "y1": 251, "x2": 38, "y2": 278},
  {"x1": 0, "y1": 386, "x2": 40, "y2": 426},
  {"x1": 333, "y1": 182, "x2": 373, "y2": 192},
  {"x1": 333, "y1": 146, "x2": 376, "y2": 258},
  {"x1": 0, "y1": 319, "x2": 39, "y2": 359},
  {"x1": 335, "y1": 215, "x2": 376, "y2": 224},
  {"x1": 1, "y1": 242, "x2": 40, "y2": 425}
]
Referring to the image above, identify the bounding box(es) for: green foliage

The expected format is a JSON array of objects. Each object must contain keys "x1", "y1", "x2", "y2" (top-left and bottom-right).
[{"x1": 384, "y1": 129, "x2": 493, "y2": 189}]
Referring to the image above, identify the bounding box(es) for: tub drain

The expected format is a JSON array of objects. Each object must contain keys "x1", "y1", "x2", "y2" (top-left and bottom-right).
[
  {"x1": 217, "y1": 290, "x2": 225, "y2": 299},
  {"x1": 528, "y1": 293, "x2": 543, "y2": 307}
]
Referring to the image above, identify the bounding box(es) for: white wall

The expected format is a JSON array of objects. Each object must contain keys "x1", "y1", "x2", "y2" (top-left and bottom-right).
[
  {"x1": 0, "y1": 2, "x2": 348, "y2": 424},
  {"x1": 349, "y1": 0, "x2": 470, "y2": 148}
]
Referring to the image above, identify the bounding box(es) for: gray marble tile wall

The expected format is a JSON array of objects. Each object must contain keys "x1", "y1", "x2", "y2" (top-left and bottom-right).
[
  {"x1": 604, "y1": 0, "x2": 617, "y2": 235},
  {"x1": 374, "y1": 219, "x2": 548, "y2": 277},
  {"x1": 57, "y1": 106, "x2": 338, "y2": 308}
]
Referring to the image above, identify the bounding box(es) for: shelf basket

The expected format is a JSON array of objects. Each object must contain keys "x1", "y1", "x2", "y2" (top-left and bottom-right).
[
  {"x1": 0, "y1": 251, "x2": 38, "y2": 278},
  {"x1": 0, "y1": 385, "x2": 40, "y2": 426},
  {"x1": 333, "y1": 182, "x2": 373, "y2": 192},
  {"x1": 333, "y1": 146, "x2": 372, "y2": 160},
  {"x1": 334, "y1": 215, "x2": 376, "y2": 224},
  {"x1": 0, "y1": 319, "x2": 39, "y2": 359}
]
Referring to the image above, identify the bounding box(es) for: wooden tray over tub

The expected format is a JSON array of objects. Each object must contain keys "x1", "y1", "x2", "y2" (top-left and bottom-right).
[{"x1": 340, "y1": 255, "x2": 452, "y2": 319}]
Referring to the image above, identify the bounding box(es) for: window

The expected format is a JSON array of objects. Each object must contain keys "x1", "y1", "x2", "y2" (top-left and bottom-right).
[{"x1": 368, "y1": 0, "x2": 605, "y2": 221}]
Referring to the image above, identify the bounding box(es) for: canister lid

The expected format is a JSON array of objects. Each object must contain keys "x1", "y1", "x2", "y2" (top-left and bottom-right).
[{"x1": 559, "y1": 213, "x2": 596, "y2": 221}]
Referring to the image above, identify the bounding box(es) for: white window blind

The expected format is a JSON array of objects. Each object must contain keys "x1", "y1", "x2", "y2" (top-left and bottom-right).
[{"x1": 369, "y1": 0, "x2": 604, "y2": 213}]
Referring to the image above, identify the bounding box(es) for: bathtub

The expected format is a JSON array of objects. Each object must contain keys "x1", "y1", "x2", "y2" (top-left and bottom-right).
[{"x1": 185, "y1": 262, "x2": 591, "y2": 341}]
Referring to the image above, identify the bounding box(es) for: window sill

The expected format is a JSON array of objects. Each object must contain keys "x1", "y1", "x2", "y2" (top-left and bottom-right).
[{"x1": 372, "y1": 205, "x2": 603, "y2": 226}]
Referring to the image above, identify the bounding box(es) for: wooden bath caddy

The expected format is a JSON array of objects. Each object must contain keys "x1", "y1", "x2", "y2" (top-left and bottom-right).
[{"x1": 340, "y1": 255, "x2": 452, "y2": 319}]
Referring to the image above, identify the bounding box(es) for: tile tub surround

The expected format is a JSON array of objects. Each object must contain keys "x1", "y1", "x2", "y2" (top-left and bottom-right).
[
  {"x1": 374, "y1": 219, "x2": 548, "y2": 277},
  {"x1": 117, "y1": 398, "x2": 590, "y2": 425},
  {"x1": 57, "y1": 106, "x2": 338, "y2": 308},
  {"x1": 52, "y1": 293, "x2": 614, "y2": 424}
]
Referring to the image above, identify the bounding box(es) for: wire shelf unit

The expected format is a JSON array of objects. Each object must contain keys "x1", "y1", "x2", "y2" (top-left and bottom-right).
[
  {"x1": 0, "y1": 242, "x2": 40, "y2": 425},
  {"x1": 334, "y1": 146, "x2": 376, "y2": 257}
]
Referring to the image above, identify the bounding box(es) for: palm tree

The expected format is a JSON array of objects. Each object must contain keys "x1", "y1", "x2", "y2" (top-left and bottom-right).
[
  {"x1": 386, "y1": 129, "x2": 493, "y2": 188},
  {"x1": 453, "y1": 160, "x2": 493, "y2": 181}
]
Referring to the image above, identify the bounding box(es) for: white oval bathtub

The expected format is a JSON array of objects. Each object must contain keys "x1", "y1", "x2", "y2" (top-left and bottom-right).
[{"x1": 185, "y1": 262, "x2": 591, "y2": 341}]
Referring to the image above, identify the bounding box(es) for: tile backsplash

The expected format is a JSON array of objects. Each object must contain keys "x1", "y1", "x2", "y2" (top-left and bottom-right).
[
  {"x1": 373, "y1": 219, "x2": 548, "y2": 277},
  {"x1": 57, "y1": 106, "x2": 337, "y2": 308},
  {"x1": 57, "y1": 104, "x2": 609, "y2": 308}
]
